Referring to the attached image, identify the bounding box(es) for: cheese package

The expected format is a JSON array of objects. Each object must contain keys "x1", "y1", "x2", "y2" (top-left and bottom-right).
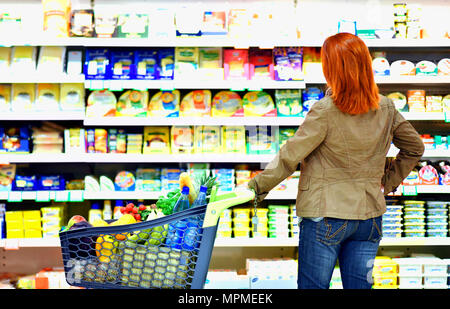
[
  {"x1": 390, "y1": 60, "x2": 415, "y2": 76},
  {"x1": 437, "y1": 58, "x2": 450, "y2": 76},
  {"x1": 199, "y1": 47, "x2": 223, "y2": 79},
  {"x1": 194, "y1": 126, "x2": 221, "y2": 154},
  {"x1": 114, "y1": 171, "x2": 136, "y2": 191},
  {"x1": 158, "y1": 48, "x2": 175, "y2": 80},
  {"x1": 275, "y1": 90, "x2": 302, "y2": 117},
  {"x1": 416, "y1": 61, "x2": 438, "y2": 76},
  {"x1": 84, "y1": 175, "x2": 100, "y2": 191},
  {"x1": 222, "y1": 126, "x2": 246, "y2": 154},
  {"x1": 94, "y1": 11, "x2": 117, "y2": 38},
  {"x1": 372, "y1": 57, "x2": 390, "y2": 76},
  {"x1": 249, "y1": 49, "x2": 274, "y2": 80},
  {"x1": 224, "y1": 49, "x2": 249, "y2": 80},
  {"x1": 425, "y1": 96, "x2": 443, "y2": 112},
  {"x1": 143, "y1": 127, "x2": 170, "y2": 154},
  {"x1": 0, "y1": 47, "x2": 11, "y2": 73},
  {"x1": 228, "y1": 9, "x2": 250, "y2": 39},
  {"x1": 94, "y1": 128, "x2": 108, "y2": 153},
  {"x1": 202, "y1": 11, "x2": 227, "y2": 35},
  {"x1": 246, "y1": 126, "x2": 278, "y2": 155},
  {"x1": 100, "y1": 176, "x2": 114, "y2": 191},
  {"x1": 135, "y1": 49, "x2": 158, "y2": 80},
  {"x1": 419, "y1": 165, "x2": 439, "y2": 185},
  {"x1": 148, "y1": 90, "x2": 180, "y2": 117},
  {"x1": 64, "y1": 128, "x2": 85, "y2": 154},
  {"x1": 11, "y1": 47, "x2": 36, "y2": 74},
  {"x1": 171, "y1": 126, "x2": 194, "y2": 154},
  {"x1": 175, "y1": 47, "x2": 199, "y2": 77},
  {"x1": 84, "y1": 48, "x2": 110, "y2": 79},
  {"x1": 211, "y1": 91, "x2": 243, "y2": 117},
  {"x1": 117, "y1": 13, "x2": 149, "y2": 38},
  {"x1": 387, "y1": 92, "x2": 408, "y2": 112},
  {"x1": 37, "y1": 46, "x2": 65, "y2": 75},
  {"x1": 110, "y1": 49, "x2": 135, "y2": 80},
  {"x1": 0, "y1": 164, "x2": 16, "y2": 191},
  {"x1": 279, "y1": 128, "x2": 296, "y2": 148},
  {"x1": 35, "y1": 83, "x2": 60, "y2": 112},
  {"x1": 126, "y1": 133, "x2": 143, "y2": 154},
  {"x1": 243, "y1": 91, "x2": 276, "y2": 117},
  {"x1": 273, "y1": 47, "x2": 303, "y2": 81},
  {"x1": 66, "y1": 48, "x2": 83, "y2": 75},
  {"x1": 60, "y1": 83, "x2": 84, "y2": 111},
  {"x1": 42, "y1": 0, "x2": 71, "y2": 37},
  {"x1": 11, "y1": 84, "x2": 35, "y2": 112},
  {"x1": 86, "y1": 90, "x2": 117, "y2": 117},
  {"x1": 116, "y1": 90, "x2": 148, "y2": 117},
  {"x1": 180, "y1": 90, "x2": 211, "y2": 117},
  {"x1": 175, "y1": 5, "x2": 202, "y2": 36},
  {"x1": 443, "y1": 95, "x2": 450, "y2": 112},
  {"x1": 70, "y1": 9, "x2": 95, "y2": 37},
  {"x1": 0, "y1": 84, "x2": 11, "y2": 112},
  {"x1": 407, "y1": 90, "x2": 426, "y2": 112}
]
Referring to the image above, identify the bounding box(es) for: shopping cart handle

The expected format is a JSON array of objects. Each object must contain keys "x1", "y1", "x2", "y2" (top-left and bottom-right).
[{"x1": 202, "y1": 189, "x2": 255, "y2": 228}]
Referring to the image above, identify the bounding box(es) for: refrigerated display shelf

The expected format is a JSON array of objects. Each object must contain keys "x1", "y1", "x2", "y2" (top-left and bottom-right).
[
  {"x1": 1, "y1": 149, "x2": 448, "y2": 164},
  {"x1": 1, "y1": 37, "x2": 449, "y2": 48},
  {"x1": 0, "y1": 185, "x2": 448, "y2": 202},
  {"x1": 0, "y1": 112, "x2": 446, "y2": 123},
  {"x1": 305, "y1": 75, "x2": 450, "y2": 84},
  {"x1": 2, "y1": 236, "x2": 450, "y2": 249}
]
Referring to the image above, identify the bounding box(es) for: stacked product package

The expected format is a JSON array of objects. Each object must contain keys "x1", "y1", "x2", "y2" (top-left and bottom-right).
[
  {"x1": 5, "y1": 210, "x2": 42, "y2": 239},
  {"x1": 403, "y1": 201, "x2": 426, "y2": 237},
  {"x1": 41, "y1": 205, "x2": 66, "y2": 238},
  {"x1": 250, "y1": 208, "x2": 268, "y2": 238},
  {"x1": 212, "y1": 169, "x2": 235, "y2": 192},
  {"x1": 267, "y1": 205, "x2": 290, "y2": 238},
  {"x1": 382, "y1": 203, "x2": 404, "y2": 238},
  {"x1": 232, "y1": 208, "x2": 250, "y2": 238},
  {"x1": 426, "y1": 201, "x2": 448, "y2": 237},
  {"x1": 372, "y1": 256, "x2": 399, "y2": 289},
  {"x1": 217, "y1": 209, "x2": 232, "y2": 238}
]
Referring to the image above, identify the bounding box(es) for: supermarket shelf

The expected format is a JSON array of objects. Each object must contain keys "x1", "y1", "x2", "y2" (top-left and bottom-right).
[
  {"x1": 305, "y1": 75, "x2": 450, "y2": 84},
  {"x1": 1, "y1": 148, "x2": 448, "y2": 164},
  {"x1": 85, "y1": 79, "x2": 306, "y2": 90},
  {"x1": 0, "y1": 74, "x2": 85, "y2": 84},
  {"x1": 84, "y1": 116, "x2": 304, "y2": 126},
  {"x1": 0, "y1": 112, "x2": 446, "y2": 123},
  {"x1": 3, "y1": 237, "x2": 450, "y2": 249},
  {"x1": 1, "y1": 37, "x2": 449, "y2": 48},
  {"x1": 0, "y1": 111, "x2": 85, "y2": 121}
]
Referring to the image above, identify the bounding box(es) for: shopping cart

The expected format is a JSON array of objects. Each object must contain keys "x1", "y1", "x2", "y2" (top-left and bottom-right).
[{"x1": 59, "y1": 188, "x2": 254, "y2": 289}]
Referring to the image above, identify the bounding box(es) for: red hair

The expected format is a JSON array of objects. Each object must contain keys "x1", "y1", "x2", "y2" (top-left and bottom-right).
[{"x1": 321, "y1": 33, "x2": 379, "y2": 115}]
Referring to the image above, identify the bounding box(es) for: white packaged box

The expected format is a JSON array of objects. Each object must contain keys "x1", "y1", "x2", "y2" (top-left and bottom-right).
[
  {"x1": 423, "y1": 275, "x2": 448, "y2": 289},
  {"x1": 249, "y1": 274, "x2": 297, "y2": 289},
  {"x1": 422, "y1": 258, "x2": 448, "y2": 276},
  {"x1": 398, "y1": 275, "x2": 423, "y2": 289},
  {"x1": 392, "y1": 258, "x2": 423, "y2": 276},
  {"x1": 204, "y1": 270, "x2": 250, "y2": 289}
]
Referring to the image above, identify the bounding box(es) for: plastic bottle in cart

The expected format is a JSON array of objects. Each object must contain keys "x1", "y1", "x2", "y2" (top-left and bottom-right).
[
  {"x1": 88, "y1": 203, "x2": 103, "y2": 224},
  {"x1": 103, "y1": 200, "x2": 112, "y2": 220},
  {"x1": 113, "y1": 200, "x2": 124, "y2": 219},
  {"x1": 192, "y1": 185, "x2": 208, "y2": 207},
  {"x1": 167, "y1": 186, "x2": 190, "y2": 249}
]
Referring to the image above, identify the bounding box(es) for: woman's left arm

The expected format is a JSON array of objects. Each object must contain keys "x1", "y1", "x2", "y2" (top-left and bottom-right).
[{"x1": 248, "y1": 101, "x2": 328, "y2": 201}]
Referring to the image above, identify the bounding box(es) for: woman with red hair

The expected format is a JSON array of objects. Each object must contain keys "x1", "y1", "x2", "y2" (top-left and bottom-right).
[{"x1": 248, "y1": 33, "x2": 424, "y2": 289}]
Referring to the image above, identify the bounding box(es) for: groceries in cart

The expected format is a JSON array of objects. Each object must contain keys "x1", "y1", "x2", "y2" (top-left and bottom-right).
[{"x1": 60, "y1": 171, "x2": 221, "y2": 288}]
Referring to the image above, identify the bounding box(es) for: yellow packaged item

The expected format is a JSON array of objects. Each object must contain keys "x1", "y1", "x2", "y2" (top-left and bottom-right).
[
  {"x1": 86, "y1": 90, "x2": 117, "y2": 117},
  {"x1": 12, "y1": 83, "x2": 35, "y2": 112},
  {"x1": 222, "y1": 126, "x2": 246, "y2": 154},
  {"x1": 148, "y1": 90, "x2": 180, "y2": 117},
  {"x1": 243, "y1": 91, "x2": 276, "y2": 117},
  {"x1": 212, "y1": 91, "x2": 243, "y2": 117},
  {"x1": 0, "y1": 47, "x2": 11, "y2": 72},
  {"x1": 23, "y1": 220, "x2": 42, "y2": 230},
  {"x1": 36, "y1": 46, "x2": 65, "y2": 74},
  {"x1": 11, "y1": 46, "x2": 36, "y2": 74},
  {"x1": 5, "y1": 211, "x2": 23, "y2": 222},
  {"x1": 60, "y1": 83, "x2": 84, "y2": 111},
  {"x1": 6, "y1": 220, "x2": 24, "y2": 230},
  {"x1": 35, "y1": 83, "x2": 60, "y2": 112},
  {"x1": 426, "y1": 96, "x2": 443, "y2": 112},
  {"x1": 171, "y1": 126, "x2": 194, "y2": 154},
  {"x1": 233, "y1": 227, "x2": 250, "y2": 238},
  {"x1": 94, "y1": 128, "x2": 108, "y2": 153},
  {"x1": 7, "y1": 229, "x2": 24, "y2": 239},
  {"x1": 116, "y1": 90, "x2": 148, "y2": 117},
  {"x1": 443, "y1": 94, "x2": 450, "y2": 112},
  {"x1": 0, "y1": 84, "x2": 11, "y2": 112},
  {"x1": 194, "y1": 126, "x2": 221, "y2": 154},
  {"x1": 180, "y1": 90, "x2": 211, "y2": 117},
  {"x1": 174, "y1": 47, "x2": 199, "y2": 77},
  {"x1": 373, "y1": 257, "x2": 398, "y2": 275},
  {"x1": 24, "y1": 229, "x2": 42, "y2": 238},
  {"x1": 23, "y1": 210, "x2": 41, "y2": 221},
  {"x1": 199, "y1": 47, "x2": 223, "y2": 79},
  {"x1": 372, "y1": 274, "x2": 398, "y2": 288},
  {"x1": 143, "y1": 127, "x2": 170, "y2": 154},
  {"x1": 42, "y1": 0, "x2": 71, "y2": 37}
]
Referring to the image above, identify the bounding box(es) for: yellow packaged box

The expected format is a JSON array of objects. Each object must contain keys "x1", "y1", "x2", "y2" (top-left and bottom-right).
[
  {"x1": 194, "y1": 126, "x2": 221, "y2": 154},
  {"x1": 35, "y1": 83, "x2": 61, "y2": 112},
  {"x1": 373, "y1": 257, "x2": 398, "y2": 276},
  {"x1": 23, "y1": 210, "x2": 41, "y2": 221},
  {"x1": 372, "y1": 274, "x2": 398, "y2": 288},
  {"x1": 143, "y1": 127, "x2": 170, "y2": 154},
  {"x1": 171, "y1": 126, "x2": 194, "y2": 154},
  {"x1": 5, "y1": 211, "x2": 23, "y2": 222},
  {"x1": 23, "y1": 220, "x2": 42, "y2": 230},
  {"x1": 222, "y1": 126, "x2": 246, "y2": 154},
  {"x1": 24, "y1": 229, "x2": 42, "y2": 238},
  {"x1": 6, "y1": 220, "x2": 23, "y2": 230},
  {"x1": 7, "y1": 229, "x2": 24, "y2": 239}
]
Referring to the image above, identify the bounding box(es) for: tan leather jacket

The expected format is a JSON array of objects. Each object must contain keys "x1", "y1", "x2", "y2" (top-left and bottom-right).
[{"x1": 248, "y1": 95, "x2": 425, "y2": 220}]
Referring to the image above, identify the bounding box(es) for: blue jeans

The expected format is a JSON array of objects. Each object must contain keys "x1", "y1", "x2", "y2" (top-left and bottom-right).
[{"x1": 297, "y1": 216, "x2": 382, "y2": 289}]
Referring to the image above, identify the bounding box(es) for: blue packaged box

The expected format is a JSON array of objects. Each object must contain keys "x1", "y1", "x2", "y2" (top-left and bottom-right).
[
  {"x1": 110, "y1": 49, "x2": 136, "y2": 80},
  {"x1": 135, "y1": 49, "x2": 159, "y2": 80},
  {"x1": 0, "y1": 127, "x2": 30, "y2": 153},
  {"x1": 38, "y1": 175, "x2": 66, "y2": 191},
  {"x1": 158, "y1": 48, "x2": 175, "y2": 80},
  {"x1": 12, "y1": 175, "x2": 37, "y2": 191},
  {"x1": 84, "y1": 48, "x2": 111, "y2": 80}
]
